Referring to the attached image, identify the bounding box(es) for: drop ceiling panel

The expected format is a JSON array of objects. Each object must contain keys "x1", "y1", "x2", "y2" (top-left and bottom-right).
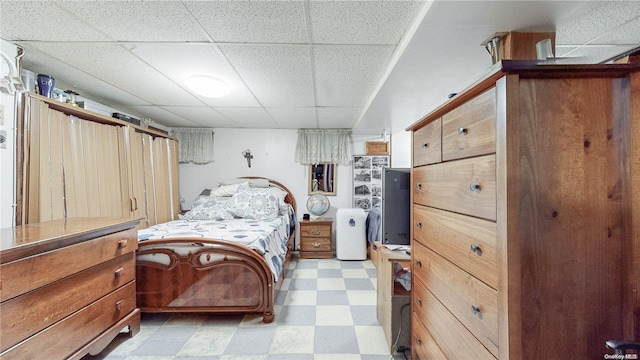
[
  {"x1": 556, "y1": 1, "x2": 640, "y2": 45},
  {"x1": 314, "y1": 45, "x2": 395, "y2": 107},
  {"x1": 56, "y1": 1, "x2": 208, "y2": 42},
  {"x1": 266, "y1": 107, "x2": 318, "y2": 129},
  {"x1": 309, "y1": 1, "x2": 425, "y2": 45},
  {"x1": 130, "y1": 43, "x2": 260, "y2": 107},
  {"x1": 125, "y1": 105, "x2": 199, "y2": 128},
  {"x1": 27, "y1": 42, "x2": 201, "y2": 106},
  {"x1": 18, "y1": 44, "x2": 152, "y2": 108},
  {"x1": 160, "y1": 106, "x2": 238, "y2": 128},
  {"x1": 317, "y1": 107, "x2": 362, "y2": 128},
  {"x1": 219, "y1": 44, "x2": 315, "y2": 107},
  {"x1": 0, "y1": 2, "x2": 110, "y2": 41},
  {"x1": 184, "y1": 1, "x2": 308, "y2": 43},
  {"x1": 213, "y1": 107, "x2": 279, "y2": 129}
]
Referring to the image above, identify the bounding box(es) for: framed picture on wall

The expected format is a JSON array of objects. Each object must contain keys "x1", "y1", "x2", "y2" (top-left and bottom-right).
[{"x1": 353, "y1": 155, "x2": 390, "y2": 211}]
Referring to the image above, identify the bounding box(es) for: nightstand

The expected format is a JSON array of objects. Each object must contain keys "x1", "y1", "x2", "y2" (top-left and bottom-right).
[{"x1": 299, "y1": 218, "x2": 333, "y2": 259}]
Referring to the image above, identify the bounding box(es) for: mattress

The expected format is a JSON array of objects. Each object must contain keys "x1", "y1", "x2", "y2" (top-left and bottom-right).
[{"x1": 137, "y1": 216, "x2": 291, "y2": 280}]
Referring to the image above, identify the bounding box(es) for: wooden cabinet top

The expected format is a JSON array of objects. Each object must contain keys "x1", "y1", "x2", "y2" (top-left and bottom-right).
[
  {"x1": 300, "y1": 218, "x2": 333, "y2": 226},
  {"x1": 405, "y1": 60, "x2": 640, "y2": 132},
  {"x1": 0, "y1": 217, "x2": 140, "y2": 264}
]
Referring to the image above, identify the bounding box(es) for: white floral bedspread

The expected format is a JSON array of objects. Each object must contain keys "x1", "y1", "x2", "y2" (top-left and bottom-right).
[{"x1": 138, "y1": 217, "x2": 290, "y2": 279}]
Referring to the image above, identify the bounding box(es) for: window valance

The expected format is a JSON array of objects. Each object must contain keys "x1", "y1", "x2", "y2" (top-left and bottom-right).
[
  {"x1": 295, "y1": 129, "x2": 352, "y2": 165},
  {"x1": 171, "y1": 128, "x2": 215, "y2": 164}
]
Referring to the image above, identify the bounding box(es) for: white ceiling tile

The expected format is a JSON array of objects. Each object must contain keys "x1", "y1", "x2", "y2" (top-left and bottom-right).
[
  {"x1": 26, "y1": 42, "x2": 202, "y2": 106},
  {"x1": 219, "y1": 44, "x2": 315, "y2": 107},
  {"x1": 213, "y1": 107, "x2": 279, "y2": 129},
  {"x1": 317, "y1": 107, "x2": 362, "y2": 129},
  {"x1": 555, "y1": 44, "x2": 639, "y2": 64},
  {"x1": 590, "y1": 16, "x2": 640, "y2": 46},
  {"x1": 56, "y1": 2, "x2": 208, "y2": 42},
  {"x1": 130, "y1": 43, "x2": 260, "y2": 107},
  {"x1": 0, "y1": 2, "x2": 110, "y2": 41},
  {"x1": 314, "y1": 45, "x2": 394, "y2": 107},
  {"x1": 266, "y1": 107, "x2": 318, "y2": 129},
  {"x1": 309, "y1": 1, "x2": 425, "y2": 45},
  {"x1": 19, "y1": 43, "x2": 152, "y2": 108},
  {"x1": 125, "y1": 105, "x2": 200, "y2": 128},
  {"x1": 160, "y1": 106, "x2": 238, "y2": 128},
  {"x1": 184, "y1": 1, "x2": 308, "y2": 43},
  {"x1": 556, "y1": 1, "x2": 640, "y2": 45}
]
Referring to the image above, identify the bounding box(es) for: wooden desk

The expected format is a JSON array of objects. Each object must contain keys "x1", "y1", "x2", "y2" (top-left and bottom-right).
[{"x1": 374, "y1": 242, "x2": 411, "y2": 353}]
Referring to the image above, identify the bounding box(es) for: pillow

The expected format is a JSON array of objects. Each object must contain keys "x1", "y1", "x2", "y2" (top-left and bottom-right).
[
  {"x1": 219, "y1": 178, "x2": 270, "y2": 188},
  {"x1": 183, "y1": 197, "x2": 234, "y2": 221},
  {"x1": 191, "y1": 194, "x2": 213, "y2": 208},
  {"x1": 227, "y1": 187, "x2": 279, "y2": 221},
  {"x1": 259, "y1": 187, "x2": 289, "y2": 213},
  {"x1": 210, "y1": 183, "x2": 241, "y2": 197}
]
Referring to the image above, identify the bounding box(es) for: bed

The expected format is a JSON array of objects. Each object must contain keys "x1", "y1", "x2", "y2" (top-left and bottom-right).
[{"x1": 135, "y1": 177, "x2": 297, "y2": 323}]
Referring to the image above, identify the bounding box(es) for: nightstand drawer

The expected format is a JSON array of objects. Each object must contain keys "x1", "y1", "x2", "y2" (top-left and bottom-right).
[
  {"x1": 442, "y1": 87, "x2": 495, "y2": 161},
  {"x1": 300, "y1": 225, "x2": 331, "y2": 238},
  {"x1": 300, "y1": 238, "x2": 331, "y2": 252},
  {"x1": 413, "y1": 118, "x2": 442, "y2": 166},
  {"x1": 413, "y1": 155, "x2": 496, "y2": 221}
]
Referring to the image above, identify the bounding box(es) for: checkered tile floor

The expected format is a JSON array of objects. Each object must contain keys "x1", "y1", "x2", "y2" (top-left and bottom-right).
[{"x1": 83, "y1": 253, "x2": 411, "y2": 360}]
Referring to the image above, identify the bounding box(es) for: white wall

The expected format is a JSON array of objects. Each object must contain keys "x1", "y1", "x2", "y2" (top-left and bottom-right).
[
  {"x1": 177, "y1": 128, "x2": 412, "y2": 247},
  {"x1": 0, "y1": 40, "x2": 18, "y2": 228}
]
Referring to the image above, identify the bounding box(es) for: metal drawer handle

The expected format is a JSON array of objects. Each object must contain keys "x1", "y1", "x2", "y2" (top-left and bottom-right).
[
  {"x1": 312, "y1": 241, "x2": 321, "y2": 248},
  {"x1": 471, "y1": 305, "x2": 481, "y2": 316},
  {"x1": 114, "y1": 267, "x2": 124, "y2": 278},
  {"x1": 458, "y1": 127, "x2": 468, "y2": 135},
  {"x1": 116, "y1": 300, "x2": 124, "y2": 311},
  {"x1": 416, "y1": 298, "x2": 422, "y2": 306},
  {"x1": 416, "y1": 221, "x2": 422, "y2": 229},
  {"x1": 415, "y1": 260, "x2": 422, "y2": 267},
  {"x1": 310, "y1": 230, "x2": 320, "y2": 235},
  {"x1": 416, "y1": 183, "x2": 422, "y2": 189},
  {"x1": 470, "y1": 244, "x2": 482, "y2": 255},
  {"x1": 469, "y1": 182, "x2": 481, "y2": 192},
  {"x1": 416, "y1": 337, "x2": 422, "y2": 345},
  {"x1": 118, "y1": 239, "x2": 128, "y2": 248},
  {"x1": 421, "y1": 142, "x2": 429, "y2": 148}
]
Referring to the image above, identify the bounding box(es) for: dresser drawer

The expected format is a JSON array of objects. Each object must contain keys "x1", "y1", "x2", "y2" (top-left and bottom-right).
[
  {"x1": 413, "y1": 205, "x2": 497, "y2": 288},
  {"x1": 413, "y1": 118, "x2": 442, "y2": 166},
  {"x1": 0, "y1": 228, "x2": 137, "y2": 302},
  {"x1": 412, "y1": 313, "x2": 446, "y2": 360},
  {"x1": 414, "y1": 154, "x2": 496, "y2": 221},
  {"x1": 442, "y1": 87, "x2": 496, "y2": 161},
  {"x1": 1, "y1": 281, "x2": 136, "y2": 360},
  {"x1": 300, "y1": 237, "x2": 332, "y2": 252},
  {"x1": 300, "y1": 224, "x2": 331, "y2": 238},
  {"x1": 0, "y1": 252, "x2": 135, "y2": 352},
  {"x1": 415, "y1": 286, "x2": 496, "y2": 360},
  {"x1": 413, "y1": 242, "x2": 498, "y2": 356}
]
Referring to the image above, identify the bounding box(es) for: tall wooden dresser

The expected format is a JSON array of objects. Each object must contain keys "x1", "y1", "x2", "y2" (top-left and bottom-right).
[
  {"x1": 407, "y1": 60, "x2": 639, "y2": 359},
  {"x1": 0, "y1": 217, "x2": 141, "y2": 360}
]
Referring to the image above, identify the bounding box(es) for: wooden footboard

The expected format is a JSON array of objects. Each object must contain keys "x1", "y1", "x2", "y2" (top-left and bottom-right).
[{"x1": 136, "y1": 237, "x2": 291, "y2": 323}]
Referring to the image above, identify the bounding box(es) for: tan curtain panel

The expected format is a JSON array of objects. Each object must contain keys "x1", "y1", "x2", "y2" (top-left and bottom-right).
[
  {"x1": 295, "y1": 129, "x2": 352, "y2": 165},
  {"x1": 172, "y1": 128, "x2": 215, "y2": 164}
]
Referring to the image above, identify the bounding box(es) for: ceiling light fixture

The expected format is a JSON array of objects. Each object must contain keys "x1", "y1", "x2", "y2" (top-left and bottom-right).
[{"x1": 186, "y1": 75, "x2": 230, "y2": 98}]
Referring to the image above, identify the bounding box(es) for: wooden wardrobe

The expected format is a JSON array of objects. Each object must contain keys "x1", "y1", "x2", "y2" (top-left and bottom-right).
[
  {"x1": 16, "y1": 93, "x2": 180, "y2": 227},
  {"x1": 407, "y1": 60, "x2": 640, "y2": 359}
]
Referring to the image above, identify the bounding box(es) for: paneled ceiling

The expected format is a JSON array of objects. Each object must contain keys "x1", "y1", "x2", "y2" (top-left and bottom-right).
[{"x1": 1, "y1": 1, "x2": 639, "y2": 135}]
